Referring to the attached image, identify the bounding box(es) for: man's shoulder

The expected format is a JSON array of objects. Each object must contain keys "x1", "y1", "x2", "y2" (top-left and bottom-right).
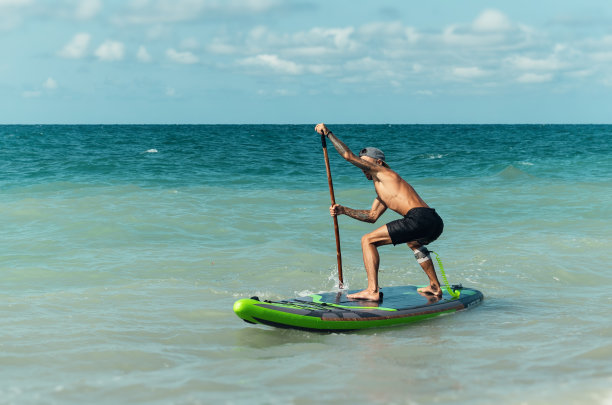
[{"x1": 378, "y1": 166, "x2": 405, "y2": 180}]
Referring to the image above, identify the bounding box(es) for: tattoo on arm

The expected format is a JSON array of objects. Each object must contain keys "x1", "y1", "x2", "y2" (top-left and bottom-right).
[
  {"x1": 342, "y1": 207, "x2": 375, "y2": 223},
  {"x1": 327, "y1": 132, "x2": 372, "y2": 171},
  {"x1": 326, "y1": 132, "x2": 351, "y2": 157}
]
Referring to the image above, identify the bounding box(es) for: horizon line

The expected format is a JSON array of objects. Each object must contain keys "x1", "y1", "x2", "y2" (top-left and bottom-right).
[{"x1": 2, "y1": 122, "x2": 612, "y2": 126}]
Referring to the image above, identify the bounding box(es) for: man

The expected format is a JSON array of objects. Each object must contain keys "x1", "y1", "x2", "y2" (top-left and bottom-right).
[{"x1": 315, "y1": 123, "x2": 444, "y2": 301}]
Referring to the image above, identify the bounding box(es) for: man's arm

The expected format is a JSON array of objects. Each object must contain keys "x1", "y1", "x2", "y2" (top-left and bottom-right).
[
  {"x1": 331, "y1": 197, "x2": 387, "y2": 223},
  {"x1": 315, "y1": 123, "x2": 379, "y2": 173}
]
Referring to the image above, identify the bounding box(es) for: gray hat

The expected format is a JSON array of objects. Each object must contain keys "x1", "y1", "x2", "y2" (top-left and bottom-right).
[{"x1": 359, "y1": 147, "x2": 386, "y2": 162}]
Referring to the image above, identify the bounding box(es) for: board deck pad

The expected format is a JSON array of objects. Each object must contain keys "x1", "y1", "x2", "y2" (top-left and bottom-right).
[{"x1": 234, "y1": 285, "x2": 483, "y2": 332}]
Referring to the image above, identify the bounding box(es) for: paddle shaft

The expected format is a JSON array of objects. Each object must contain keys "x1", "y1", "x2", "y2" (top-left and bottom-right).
[{"x1": 321, "y1": 134, "x2": 344, "y2": 287}]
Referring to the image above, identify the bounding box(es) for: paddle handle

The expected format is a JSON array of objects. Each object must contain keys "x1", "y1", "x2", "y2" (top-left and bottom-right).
[{"x1": 321, "y1": 134, "x2": 344, "y2": 287}]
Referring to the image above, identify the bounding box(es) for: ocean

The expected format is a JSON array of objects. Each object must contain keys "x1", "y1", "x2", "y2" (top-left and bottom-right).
[{"x1": 1, "y1": 124, "x2": 610, "y2": 404}]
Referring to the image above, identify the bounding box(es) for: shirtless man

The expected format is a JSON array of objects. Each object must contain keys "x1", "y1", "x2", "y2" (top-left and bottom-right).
[{"x1": 315, "y1": 123, "x2": 445, "y2": 301}]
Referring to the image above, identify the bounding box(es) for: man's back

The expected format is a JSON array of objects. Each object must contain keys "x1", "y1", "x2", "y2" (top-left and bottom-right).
[{"x1": 371, "y1": 167, "x2": 429, "y2": 216}]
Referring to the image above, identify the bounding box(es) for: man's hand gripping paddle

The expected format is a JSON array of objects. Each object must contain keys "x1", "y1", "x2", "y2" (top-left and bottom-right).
[{"x1": 320, "y1": 134, "x2": 344, "y2": 288}]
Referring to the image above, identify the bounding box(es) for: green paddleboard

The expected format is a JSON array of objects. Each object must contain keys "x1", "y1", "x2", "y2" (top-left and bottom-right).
[{"x1": 234, "y1": 285, "x2": 483, "y2": 332}]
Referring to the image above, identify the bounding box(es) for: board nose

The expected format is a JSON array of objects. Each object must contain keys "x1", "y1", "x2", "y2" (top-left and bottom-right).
[{"x1": 233, "y1": 298, "x2": 258, "y2": 323}]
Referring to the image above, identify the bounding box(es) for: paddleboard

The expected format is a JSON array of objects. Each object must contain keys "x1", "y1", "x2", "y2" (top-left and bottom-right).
[{"x1": 233, "y1": 285, "x2": 483, "y2": 332}]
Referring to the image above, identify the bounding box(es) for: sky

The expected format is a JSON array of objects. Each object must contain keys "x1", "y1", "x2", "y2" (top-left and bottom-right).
[{"x1": 2, "y1": 0, "x2": 612, "y2": 124}]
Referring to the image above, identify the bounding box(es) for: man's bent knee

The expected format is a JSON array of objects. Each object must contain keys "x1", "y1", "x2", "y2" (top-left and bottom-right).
[
  {"x1": 362, "y1": 230, "x2": 392, "y2": 247},
  {"x1": 361, "y1": 233, "x2": 374, "y2": 247}
]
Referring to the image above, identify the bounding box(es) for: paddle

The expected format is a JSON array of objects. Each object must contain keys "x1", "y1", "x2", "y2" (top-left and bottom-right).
[{"x1": 320, "y1": 134, "x2": 344, "y2": 288}]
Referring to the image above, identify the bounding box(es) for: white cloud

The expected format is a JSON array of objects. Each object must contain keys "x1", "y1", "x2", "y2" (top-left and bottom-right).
[
  {"x1": 47, "y1": 6, "x2": 612, "y2": 99},
  {"x1": 517, "y1": 73, "x2": 553, "y2": 83},
  {"x1": 565, "y1": 69, "x2": 594, "y2": 79},
  {"x1": 166, "y1": 49, "x2": 199, "y2": 64},
  {"x1": 137, "y1": 45, "x2": 152, "y2": 62},
  {"x1": 114, "y1": 0, "x2": 283, "y2": 25},
  {"x1": 274, "y1": 88, "x2": 292, "y2": 96},
  {"x1": 295, "y1": 27, "x2": 357, "y2": 53},
  {"x1": 248, "y1": 25, "x2": 359, "y2": 59},
  {"x1": 405, "y1": 27, "x2": 420, "y2": 44},
  {"x1": 439, "y1": 9, "x2": 527, "y2": 50},
  {"x1": 0, "y1": 0, "x2": 31, "y2": 30},
  {"x1": 345, "y1": 56, "x2": 379, "y2": 72},
  {"x1": 207, "y1": 38, "x2": 238, "y2": 55},
  {"x1": 590, "y1": 52, "x2": 612, "y2": 62},
  {"x1": 22, "y1": 90, "x2": 41, "y2": 98},
  {"x1": 208, "y1": 11, "x2": 541, "y2": 88},
  {"x1": 95, "y1": 40, "x2": 125, "y2": 61},
  {"x1": 75, "y1": 0, "x2": 101, "y2": 20},
  {"x1": 180, "y1": 37, "x2": 199, "y2": 50},
  {"x1": 115, "y1": 0, "x2": 205, "y2": 24},
  {"x1": 43, "y1": 77, "x2": 58, "y2": 90},
  {"x1": 452, "y1": 66, "x2": 488, "y2": 79},
  {"x1": 442, "y1": 24, "x2": 511, "y2": 48},
  {"x1": 354, "y1": 23, "x2": 419, "y2": 60},
  {"x1": 239, "y1": 54, "x2": 302, "y2": 75},
  {"x1": 507, "y1": 55, "x2": 563, "y2": 71},
  {"x1": 203, "y1": 8, "x2": 601, "y2": 94},
  {"x1": 146, "y1": 24, "x2": 169, "y2": 40},
  {"x1": 415, "y1": 90, "x2": 434, "y2": 96},
  {"x1": 0, "y1": 0, "x2": 31, "y2": 5},
  {"x1": 256, "y1": 88, "x2": 296, "y2": 97},
  {"x1": 59, "y1": 32, "x2": 91, "y2": 59},
  {"x1": 473, "y1": 9, "x2": 512, "y2": 32},
  {"x1": 359, "y1": 21, "x2": 418, "y2": 43},
  {"x1": 21, "y1": 77, "x2": 58, "y2": 99}
]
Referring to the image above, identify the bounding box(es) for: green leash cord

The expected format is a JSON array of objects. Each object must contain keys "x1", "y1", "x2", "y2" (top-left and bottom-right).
[{"x1": 430, "y1": 251, "x2": 460, "y2": 298}]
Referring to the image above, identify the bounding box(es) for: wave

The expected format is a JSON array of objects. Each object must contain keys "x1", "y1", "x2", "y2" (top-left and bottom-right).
[{"x1": 495, "y1": 165, "x2": 534, "y2": 180}]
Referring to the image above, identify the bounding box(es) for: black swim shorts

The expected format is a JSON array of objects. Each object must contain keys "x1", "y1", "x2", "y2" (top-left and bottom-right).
[{"x1": 386, "y1": 207, "x2": 444, "y2": 246}]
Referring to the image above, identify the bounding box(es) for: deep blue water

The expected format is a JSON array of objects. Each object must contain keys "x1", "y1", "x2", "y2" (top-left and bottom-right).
[{"x1": 2, "y1": 125, "x2": 610, "y2": 193}]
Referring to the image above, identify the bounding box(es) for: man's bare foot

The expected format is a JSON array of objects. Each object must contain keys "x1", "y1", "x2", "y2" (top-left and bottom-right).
[
  {"x1": 418, "y1": 290, "x2": 442, "y2": 304},
  {"x1": 417, "y1": 284, "x2": 442, "y2": 297},
  {"x1": 347, "y1": 289, "x2": 381, "y2": 301}
]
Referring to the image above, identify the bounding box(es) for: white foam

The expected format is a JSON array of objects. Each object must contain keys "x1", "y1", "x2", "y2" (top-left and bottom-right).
[
  {"x1": 296, "y1": 289, "x2": 315, "y2": 297},
  {"x1": 601, "y1": 387, "x2": 612, "y2": 405},
  {"x1": 328, "y1": 269, "x2": 347, "y2": 291}
]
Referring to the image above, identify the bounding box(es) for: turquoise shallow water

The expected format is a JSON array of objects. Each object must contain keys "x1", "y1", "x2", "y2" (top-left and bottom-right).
[{"x1": 1, "y1": 125, "x2": 611, "y2": 404}]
